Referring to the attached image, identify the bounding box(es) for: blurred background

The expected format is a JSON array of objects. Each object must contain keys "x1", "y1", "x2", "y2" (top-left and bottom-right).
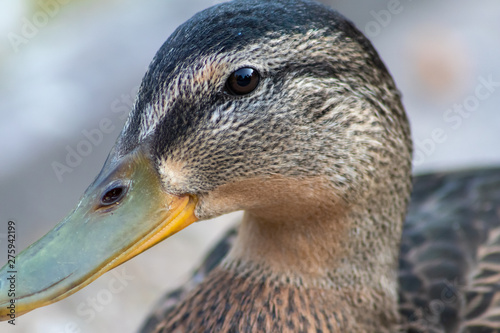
[{"x1": 0, "y1": 0, "x2": 499, "y2": 332}]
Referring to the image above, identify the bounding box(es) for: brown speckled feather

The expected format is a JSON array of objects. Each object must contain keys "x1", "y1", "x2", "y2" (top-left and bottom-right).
[
  {"x1": 400, "y1": 168, "x2": 500, "y2": 333},
  {"x1": 140, "y1": 229, "x2": 238, "y2": 333},
  {"x1": 141, "y1": 168, "x2": 500, "y2": 333}
]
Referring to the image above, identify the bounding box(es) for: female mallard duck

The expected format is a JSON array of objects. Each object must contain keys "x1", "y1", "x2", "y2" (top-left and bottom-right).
[{"x1": 1, "y1": 0, "x2": 499, "y2": 332}]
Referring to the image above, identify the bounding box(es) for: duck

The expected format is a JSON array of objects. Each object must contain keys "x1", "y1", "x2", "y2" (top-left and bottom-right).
[{"x1": 1, "y1": 0, "x2": 499, "y2": 332}]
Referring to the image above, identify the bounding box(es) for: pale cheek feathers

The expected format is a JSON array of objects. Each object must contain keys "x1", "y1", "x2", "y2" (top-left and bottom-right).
[
  {"x1": 158, "y1": 157, "x2": 191, "y2": 193},
  {"x1": 193, "y1": 176, "x2": 337, "y2": 222}
]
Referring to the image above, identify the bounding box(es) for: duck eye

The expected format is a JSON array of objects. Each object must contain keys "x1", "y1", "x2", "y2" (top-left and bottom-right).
[
  {"x1": 100, "y1": 184, "x2": 127, "y2": 206},
  {"x1": 225, "y1": 67, "x2": 260, "y2": 95}
]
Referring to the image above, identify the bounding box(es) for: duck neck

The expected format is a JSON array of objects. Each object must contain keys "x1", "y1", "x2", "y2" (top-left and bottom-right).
[{"x1": 224, "y1": 194, "x2": 402, "y2": 330}]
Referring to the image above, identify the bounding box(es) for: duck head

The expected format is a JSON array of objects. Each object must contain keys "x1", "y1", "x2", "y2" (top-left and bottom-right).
[{"x1": 0, "y1": 0, "x2": 412, "y2": 321}]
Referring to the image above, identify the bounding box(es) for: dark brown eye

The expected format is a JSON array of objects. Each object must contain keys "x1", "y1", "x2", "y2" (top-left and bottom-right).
[
  {"x1": 101, "y1": 185, "x2": 127, "y2": 206},
  {"x1": 225, "y1": 67, "x2": 260, "y2": 95}
]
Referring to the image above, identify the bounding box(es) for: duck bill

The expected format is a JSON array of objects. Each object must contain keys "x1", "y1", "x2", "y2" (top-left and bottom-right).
[{"x1": 0, "y1": 148, "x2": 198, "y2": 320}]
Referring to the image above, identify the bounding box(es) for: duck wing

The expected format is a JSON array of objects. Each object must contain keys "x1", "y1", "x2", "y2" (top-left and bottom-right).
[{"x1": 399, "y1": 168, "x2": 500, "y2": 332}]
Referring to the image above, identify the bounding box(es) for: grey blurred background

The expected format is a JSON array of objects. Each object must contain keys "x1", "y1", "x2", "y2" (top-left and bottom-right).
[{"x1": 0, "y1": 0, "x2": 499, "y2": 332}]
